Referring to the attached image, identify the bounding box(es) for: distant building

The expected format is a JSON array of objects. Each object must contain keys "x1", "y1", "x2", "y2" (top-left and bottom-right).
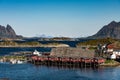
[
  {"x1": 107, "y1": 44, "x2": 114, "y2": 53},
  {"x1": 106, "y1": 44, "x2": 120, "y2": 59},
  {"x1": 111, "y1": 50, "x2": 120, "y2": 59}
]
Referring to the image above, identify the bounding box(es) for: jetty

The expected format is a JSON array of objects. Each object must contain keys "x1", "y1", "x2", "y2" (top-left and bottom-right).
[
  {"x1": 30, "y1": 56, "x2": 105, "y2": 68},
  {"x1": 28, "y1": 47, "x2": 105, "y2": 68}
]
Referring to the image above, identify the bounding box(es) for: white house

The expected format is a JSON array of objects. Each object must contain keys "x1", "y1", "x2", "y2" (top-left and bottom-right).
[{"x1": 111, "y1": 50, "x2": 120, "y2": 59}]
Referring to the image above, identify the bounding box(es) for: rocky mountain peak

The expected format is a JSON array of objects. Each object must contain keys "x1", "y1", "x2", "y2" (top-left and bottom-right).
[
  {"x1": 107, "y1": 21, "x2": 119, "y2": 27},
  {"x1": 0, "y1": 24, "x2": 22, "y2": 39},
  {"x1": 6, "y1": 24, "x2": 16, "y2": 36},
  {"x1": 6, "y1": 24, "x2": 12, "y2": 29},
  {"x1": 88, "y1": 21, "x2": 120, "y2": 39},
  {"x1": 109, "y1": 21, "x2": 117, "y2": 25}
]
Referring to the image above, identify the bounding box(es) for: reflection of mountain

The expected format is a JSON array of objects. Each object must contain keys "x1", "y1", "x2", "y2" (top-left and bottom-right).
[
  {"x1": 0, "y1": 24, "x2": 22, "y2": 39},
  {"x1": 88, "y1": 21, "x2": 120, "y2": 39}
]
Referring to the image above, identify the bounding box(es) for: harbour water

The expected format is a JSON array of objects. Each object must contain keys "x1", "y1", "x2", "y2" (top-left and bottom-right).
[
  {"x1": 0, "y1": 47, "x2": 51, "y2": 56},
  {"x1": 0, "y1": 63, "x2": 120, "y2": 80}
]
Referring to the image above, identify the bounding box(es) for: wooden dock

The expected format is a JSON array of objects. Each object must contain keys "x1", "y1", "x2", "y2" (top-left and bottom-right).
[{"x1": 29, "y1": 56, "x2": 105, "y2": 68}]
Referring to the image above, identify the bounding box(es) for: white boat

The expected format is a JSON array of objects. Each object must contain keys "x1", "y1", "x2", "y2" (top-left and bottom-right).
[
  {"x1": 10, "y1": 59, "x2": 17, "y2": 64},
  {"x1": 111, "y1": 54, "x2": 116, "y2": 59},
  {"x1": 0, "y1": 59, "x2": 4, "y2": 63},
  {"x1": 17, "y1": 60, "x2": 24, "y2": 64},
  {"x1": 10, "y1": 59, "x2": 25, "y2": 64},
  {"x1": 33, "y1": 50, "x2": 42, "y2": 56}
]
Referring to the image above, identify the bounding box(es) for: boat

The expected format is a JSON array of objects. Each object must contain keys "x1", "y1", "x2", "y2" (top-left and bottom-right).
[
  {"x1": 111, "y1": 54, "x2": 116, "y2": 59},
  {"x1": 10, "y1": 59, "x2": 17, "y2": 64},
  {"x1": 33, "y1": 50, "x2": 42, "y2": 56},
  {"x1": 0, "y1": 59, "x2": 4, "y2": 63},
  {"x1": 17, "y1": 60, "x2": 24, "y2": 64},
  {"x1": 10, "y1": 59, "x2": 25, "y2": 64}
]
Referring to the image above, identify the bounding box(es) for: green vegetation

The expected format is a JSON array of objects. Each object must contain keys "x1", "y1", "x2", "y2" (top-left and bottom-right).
[
  {"x1": 105, "y1": 59, "x2": 116, "y2": 64},
  {"x1": 0, "y1": 41, "x2": 42, "y2": 47},
  {"x1": 46, "y1": 42, "x2": 61, "y2": 45},
  {"x1": 0, "y1": 55, "x2": 27, "y2": 61},
  {"x1": 101, "y1": 59, "x2": 120, "y2": 66},
  {"x1": 0, "y1": 41, "x2": 18, "y2": 46},
  {"x1": 19, "y1": 41, "x2": 41, "y2": 46},
  {"x1": 0, "y1": 40, "x2": 67, "y2": 47},
  {"x1": 77, "y1": 38, "x2": 116, "y2": 46}
]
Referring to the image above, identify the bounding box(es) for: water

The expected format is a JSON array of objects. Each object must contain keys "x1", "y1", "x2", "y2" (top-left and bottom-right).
[
  {"x1": 0, "y1": 47, "x2": 51, "y2": 56},
  {"x1": 0, "y1": 63, "x2": 120, "y2": 80}
]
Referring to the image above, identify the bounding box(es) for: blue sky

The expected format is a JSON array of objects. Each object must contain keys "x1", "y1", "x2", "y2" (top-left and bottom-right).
[{"x1": 0, "y1": 0, "x2": 120, "y2": 37}]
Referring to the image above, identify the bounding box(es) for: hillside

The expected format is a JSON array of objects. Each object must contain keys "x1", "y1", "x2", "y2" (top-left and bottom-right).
[
  {"x1": 89, "y1": 21, "x2": 120, "y2": 39},
  {"x1": 0, "y1": 24, "x2": 22, "y2": 39}
]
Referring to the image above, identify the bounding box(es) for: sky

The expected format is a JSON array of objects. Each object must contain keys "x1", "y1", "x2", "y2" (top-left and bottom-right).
[{"x1": 0, "y1": 0, "x2": 120, "y2": 38}]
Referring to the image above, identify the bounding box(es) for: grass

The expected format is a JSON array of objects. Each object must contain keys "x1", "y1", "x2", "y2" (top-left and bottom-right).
[
  {"x1": 105, "y1": 59, "x2": 116, "y2": 64},
  {"x1": 101, "y1": 59, "x2": 120, "y2": 66},
  {"x1": 0, "y1": 55, "x2": 27, "y2": 61}
]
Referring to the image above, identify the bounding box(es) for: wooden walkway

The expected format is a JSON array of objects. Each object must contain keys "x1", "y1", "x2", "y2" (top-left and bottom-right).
[{"x1": 29, "y1": 56, "x2": 105, "y2": 68}]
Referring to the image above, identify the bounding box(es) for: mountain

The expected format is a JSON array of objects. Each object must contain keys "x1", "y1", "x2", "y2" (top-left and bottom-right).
[
  {"x1": 37, "y1": 34, "x2": 53, "y2": 38},
  {"x1": 88, "y1": 21, "x2": 120, "y2": 39},
  {"x1": 0, "y1": 24, "x2": 22, "y2": 39}
]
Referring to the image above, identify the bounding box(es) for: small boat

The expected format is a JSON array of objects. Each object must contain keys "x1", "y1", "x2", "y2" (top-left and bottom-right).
[
  {"x1": 17, "y1": 60, "x2": 24, "y2": 64},
  {"x1": 10, "y1": 59, "x2": 25, "y2": 64},
  {"x1": 10, "y1": 59, "x2": 17, "y2": 64},
  {"x1": 111, "y1": 54, "x2": 116, "y2": 59},
  {"x1": 33, "y1": 50, "x2": 42, "y2": 56},
  {"x1": 0, "y1": 59, "x2": 4, "y2": 63}
]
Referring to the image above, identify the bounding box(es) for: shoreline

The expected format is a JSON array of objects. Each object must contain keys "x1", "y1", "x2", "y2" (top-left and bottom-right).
[
  {"x1": 0, "y1": 44, "x2": 69, "y2": 48},
  {"x1": 100, "y1": 63, "x2": 120, "y2": 67},
  {"x1": 0, "y1": 46, "x2": 120, "y2": 67},
  {"x1": 1, "y1": 54, "x2": 120, "y2": 67},
  {"x1": 100, "y1": 60, "x2": 120, "y2": 67}
]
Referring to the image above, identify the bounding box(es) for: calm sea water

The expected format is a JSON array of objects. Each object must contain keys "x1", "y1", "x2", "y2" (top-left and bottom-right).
[
  {"x1": 0, "y1": 63, "x2": 120, "y2": 80},
  {"x1": 0, "y1": 47, "x2": 51, "y2": 56}
]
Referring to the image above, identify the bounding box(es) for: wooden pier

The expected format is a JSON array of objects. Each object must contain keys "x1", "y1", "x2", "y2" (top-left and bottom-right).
[{"x1": 29, "y1": 56, "x2": 105, "y2": 68}]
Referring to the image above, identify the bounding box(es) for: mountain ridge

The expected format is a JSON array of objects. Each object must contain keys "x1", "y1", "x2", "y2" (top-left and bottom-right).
[
  {"x1": 88, "y1": 21, "x2": 120, "y2": 39},
  {"x1": 1, "y1": 21, "x2": 120, "y2": 40},
  {"x1": 0, "y1": 24, "x2": 22, "y2": 39}
]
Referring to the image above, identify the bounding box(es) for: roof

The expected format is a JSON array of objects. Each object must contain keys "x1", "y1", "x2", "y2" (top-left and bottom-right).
[
  {"x1": 50, "y1": 47, "x2": 95, "y2": 58},
  {"x1": 107, "y1": 44, "x2": 114, "y2": 49}
]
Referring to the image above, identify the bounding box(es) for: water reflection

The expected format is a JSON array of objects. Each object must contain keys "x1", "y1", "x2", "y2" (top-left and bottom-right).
[
  {"x1": 0, "y1": 63, "x2": 120, "y2": 80},
  {"x1": 34, "y1": 64, "x2": 99, "y2": 71}
]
